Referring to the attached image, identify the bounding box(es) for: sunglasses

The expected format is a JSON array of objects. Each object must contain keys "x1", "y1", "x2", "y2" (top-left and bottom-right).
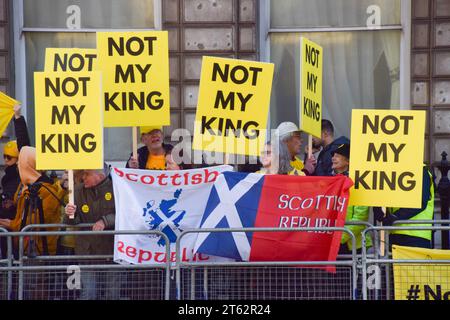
[{"x1": 3, "y1": 155, "x2": 14, "y2": 161}]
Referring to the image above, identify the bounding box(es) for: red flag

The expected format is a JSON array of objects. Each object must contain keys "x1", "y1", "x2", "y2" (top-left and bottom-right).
[{"x1": 250, "y1": 175, "x2": 353, "y2": 272}]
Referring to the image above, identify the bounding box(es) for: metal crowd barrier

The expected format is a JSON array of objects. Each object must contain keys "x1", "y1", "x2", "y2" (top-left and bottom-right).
[
  {"x1": 8, "y1": 220, "x2": 438, "y2": 301},
  {"x1": 361, "y1": 224, "x2": 450, "y2": 301},
  {"x1": 175, "y1": 227, "x2": 358, "y2": 300},
  {"x1": 0, "y1": 226, "x2": 12, "y2": 300},
  {"x1": 0, "y1": 227, "x2": 171, "y2": 300}
]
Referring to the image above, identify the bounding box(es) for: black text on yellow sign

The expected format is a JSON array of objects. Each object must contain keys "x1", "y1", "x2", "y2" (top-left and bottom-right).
[
  {"x1": 193, "y1": 57, "x2": 274, "y2": 157},
  {"x1": 299, "y1": 37, "x2": 323, "y2": 138},
  {"x1": 97, "y1": 31, "x2": 170, "y2": 127},
  {"x1": 349, "y1": 110, "x2": 426, "y2": 208},
  {"x1": 34, "y1": 72, "x2": 103, "y2": 170}
]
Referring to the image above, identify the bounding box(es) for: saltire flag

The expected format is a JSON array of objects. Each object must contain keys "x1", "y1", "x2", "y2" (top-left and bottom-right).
[
  {"x1": 111, "y1": 165, "x2": 233, "y2": 265},
  {"x1": 194, "y1": 172, "x2": 353, "y2": 272}
]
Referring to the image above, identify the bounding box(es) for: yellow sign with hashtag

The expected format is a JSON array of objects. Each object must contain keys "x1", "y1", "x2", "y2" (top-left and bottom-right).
[{"x1": 393, "y1": 245, "x2": 450, "y2": 300}]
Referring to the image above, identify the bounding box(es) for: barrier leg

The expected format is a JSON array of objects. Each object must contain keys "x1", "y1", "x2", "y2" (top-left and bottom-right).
[
  {"x1": 18, "y1": 236, "x2": 23, "y2": 300},
  {"x1": 190, "y1": 268, "x2": 195, "y2": 300},
  {"x1": 203, "y1": 267, "x2": 208, "y2": 300},
  {"x1": 176, "y1": 267, "x2": 181, "y2": 300},
  {"x1": 385, "y1": 230, "x2": 391, "y2": 300},
  {"x1": 7, "y1": 235, "x2": 12, "y2": 300}
]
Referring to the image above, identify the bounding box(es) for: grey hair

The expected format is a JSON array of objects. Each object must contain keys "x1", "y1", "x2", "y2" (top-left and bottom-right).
[
  {"x1": 270, "y1": 134, "x2": 294, "y2": 175},
  {"x1": 87, "y1": 163, "x2": 110, "y2": 177}
]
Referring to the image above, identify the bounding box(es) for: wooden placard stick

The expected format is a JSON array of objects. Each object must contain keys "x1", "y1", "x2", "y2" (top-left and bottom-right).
[{"x1": 68, "y1": 169, "x2": 74, "y2": 219}]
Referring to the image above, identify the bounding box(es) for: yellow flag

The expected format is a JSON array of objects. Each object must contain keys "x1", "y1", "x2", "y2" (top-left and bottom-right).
[
  {"x1": 393, "y1": 245, "x2": 450, "y2": 300},
  {"x1": 0, "y1": 92, "x2": 18, "y2": 137}
]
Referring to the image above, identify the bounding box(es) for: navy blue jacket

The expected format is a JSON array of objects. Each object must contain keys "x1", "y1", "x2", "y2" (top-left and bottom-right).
[{"x1": 313, "y1": 136, "x2": 350, "y2": 176}]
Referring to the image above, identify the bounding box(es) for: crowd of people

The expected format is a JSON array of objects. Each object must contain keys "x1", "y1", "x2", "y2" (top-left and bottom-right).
[{"x1": 0, "y1": 107, "x2": 435, "y2": 262}]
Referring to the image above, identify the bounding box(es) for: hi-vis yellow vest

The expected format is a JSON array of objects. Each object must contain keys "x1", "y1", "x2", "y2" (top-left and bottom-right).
[{"x1": 389, "y1": 169, "x2": 434, "y2": 240}]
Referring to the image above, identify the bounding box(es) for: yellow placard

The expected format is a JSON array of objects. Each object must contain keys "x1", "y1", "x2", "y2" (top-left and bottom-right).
[
  {"x1": 393, "y1": 245, "x2": 450, "y2": 300},
  {"x1": 34, "y1": 71, "x2": 103, "y2": 170},
  {"x1": 299, "y1": 37, "x2": 323, "y2": 138},
  {"x1": 0, "y1": 92, "x2": 19, "y2": 137},
  {"x1": 192, "y1": 56, "x2": 274, "y2": 156},
  {"x1": 349, "y1": 109, "x2": 426, "y2": 208},
  {"x1": 45, "y1": 48, "x2": 97, "y2": 72},
  {"x1": 97, "y1": 31, "x2": 170, "y2": 127}
]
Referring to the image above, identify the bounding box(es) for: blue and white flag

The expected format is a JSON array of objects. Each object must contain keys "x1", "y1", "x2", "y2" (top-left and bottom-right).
[{"x1": 111, "y1": 165, "x2": 233, "y2": 265}]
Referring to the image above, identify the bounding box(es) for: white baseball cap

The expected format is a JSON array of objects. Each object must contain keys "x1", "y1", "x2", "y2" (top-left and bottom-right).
[{"x1": 276, "y1": 121, "x2": 301, "y2": 137}]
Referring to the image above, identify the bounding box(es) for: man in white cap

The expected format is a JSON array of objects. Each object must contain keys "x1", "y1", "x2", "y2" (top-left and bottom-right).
[{"x1": 276, "y1": 122, "x2": 317, "y2": 175}]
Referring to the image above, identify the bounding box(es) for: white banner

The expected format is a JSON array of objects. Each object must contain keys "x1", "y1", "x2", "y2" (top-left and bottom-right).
[{"x1": 111, "y1": 165, "x2": 233, "y2": 265}]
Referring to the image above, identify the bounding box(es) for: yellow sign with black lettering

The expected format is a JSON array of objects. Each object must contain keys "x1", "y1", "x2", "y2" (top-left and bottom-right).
[
  {"x1": 97, "y1": 31, "x2": 170, "y2": 127},
  {"x1": 34, "y1": 71, "x2": 103, "y2": 170},
  {"x1": 299, "y1": 37, "x2": 323, "y2": 138},
  {"x1": 393, "y1": 245, "x2": 450, "y2": 300},
  {"x1": 45, "y1": 48, "x2": 97, "y2": 72},
  {"x1": 192, "y1": 56, "x2": 274, "y2": 156},
  {"x1": 349, "y1": 109, "x2": 426, "y2": 208}
]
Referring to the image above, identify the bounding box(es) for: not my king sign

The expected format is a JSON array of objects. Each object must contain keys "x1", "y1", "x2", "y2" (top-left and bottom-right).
[
  {"x1": 349, "y1": 110, "x2": 426, "y2": 208},
  {"x1": 34, "y1": 71, "x2": 103, "y2": 170}
]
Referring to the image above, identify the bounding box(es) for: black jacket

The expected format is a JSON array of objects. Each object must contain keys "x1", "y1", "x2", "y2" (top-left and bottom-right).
[
  {"x1": 14, "y1": 116, "x2": 31, "y2": 151},
  {"x1": 126, "y1": 143, "x2": 174, "y2": 169},
  {"x1": 0, "y1": 116, "x2": 31, "y2": 219}
]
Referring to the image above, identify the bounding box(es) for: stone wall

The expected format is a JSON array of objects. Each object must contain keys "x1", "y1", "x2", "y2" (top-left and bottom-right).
[{"x1": 412, "y1": 0, "x2": 450, "y2": 165}]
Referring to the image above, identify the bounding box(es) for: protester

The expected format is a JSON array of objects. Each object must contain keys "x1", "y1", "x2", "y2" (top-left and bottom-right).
[
  {"x1": 312, "y1": 119, "x2": 350, "y2": 176},
  {"x1": 257, "y1": 142, "x2": 276, "y2": 174},
  {"x1": 126, "y1": 126, "x2": 174, "y2": 170},
  {"x1": 0, "y1": 104, "x2": 31, "y2": 227},
  {"x1": 276, "y1": 122, "x2": 316, "y2": 175},
  {"x1": 330, "y1": 143, "x2": 372, "y2": 254},
  {"x1": 0, "y1": 106, "x2": 64, "y2": 257},
  {"x1": 0, "y1": 141, "x2": 19, "y2": 258},
  {"x1": 373, "y1": 165, "x2": 434, "y2": 249},
  {"x1": 1, "y1": 147, "x2": 65, "y2": 256},
  {"x1": 64, "y1": 164, "x2": 119, "y2": 299}
]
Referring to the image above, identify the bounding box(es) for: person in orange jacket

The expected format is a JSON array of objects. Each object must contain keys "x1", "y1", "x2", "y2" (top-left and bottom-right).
[{"x1": 5, "y1": 146, "x2": 65, "y2": 256}]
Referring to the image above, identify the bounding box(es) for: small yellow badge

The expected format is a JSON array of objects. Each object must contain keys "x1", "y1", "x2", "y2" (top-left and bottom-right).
[
  {"x1": 105, "y1": 192, "x2": 112, "y2": 201},
  {"x1": 81, "y1": 204, "x2": 90, "y2": 213}
]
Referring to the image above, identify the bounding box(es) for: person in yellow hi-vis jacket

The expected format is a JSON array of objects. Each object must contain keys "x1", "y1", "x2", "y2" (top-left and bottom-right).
[
  {"x1": 330, "y1": 143, "x2": 372, "y2": 255},
  {"x1": 374, "y1": 165, "x2": 434, "y2": 249}
]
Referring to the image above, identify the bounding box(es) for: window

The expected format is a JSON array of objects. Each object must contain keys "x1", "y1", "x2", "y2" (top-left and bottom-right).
[
  {"x1": 18, "y1": 0, "x2": 157, "y2": 161},
  {"x1": 267, "y1": 0, "x2": 404, "y2": 138}
]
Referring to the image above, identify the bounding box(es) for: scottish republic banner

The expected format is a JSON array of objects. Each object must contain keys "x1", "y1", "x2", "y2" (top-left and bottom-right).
[
  {"x1": 194, "y1": 172, "x2": 353, "y2": 271},
  {"x1": 111, "y1": 165, "x2": 233, "y2": 265}
]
